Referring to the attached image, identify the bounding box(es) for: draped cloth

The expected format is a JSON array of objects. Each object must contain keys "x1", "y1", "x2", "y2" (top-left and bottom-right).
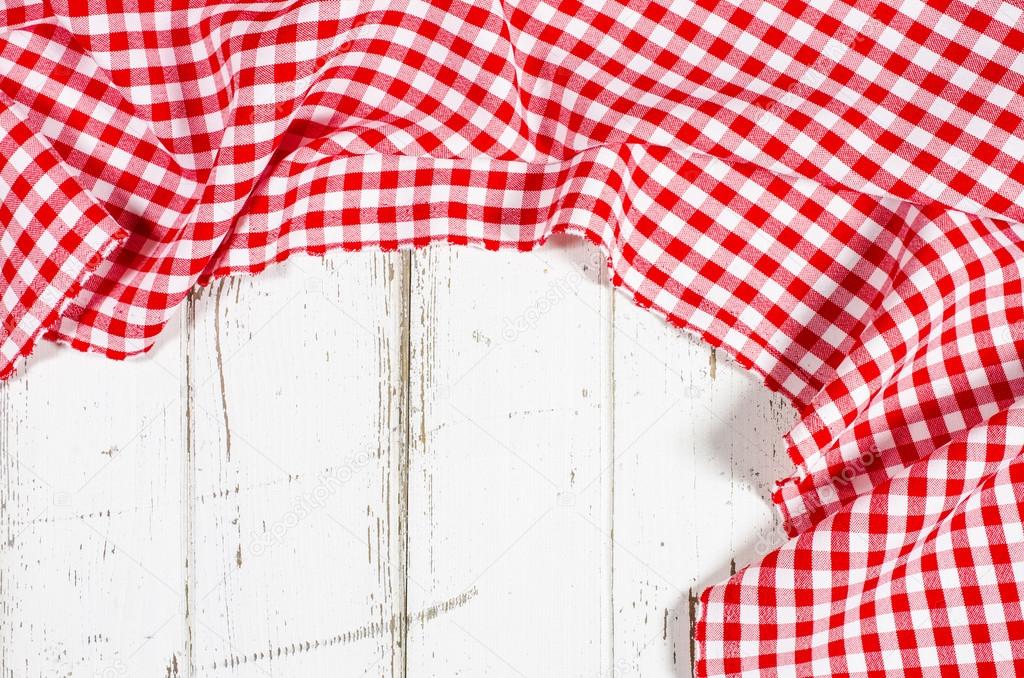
[{"x1": 2, "y1": 1, "x2": 1023, "y2": 675}]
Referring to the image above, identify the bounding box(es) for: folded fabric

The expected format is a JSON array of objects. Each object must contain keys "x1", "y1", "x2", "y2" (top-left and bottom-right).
[{"x1": 1, "y1": 1, "x2": 1022, "y2": 675}]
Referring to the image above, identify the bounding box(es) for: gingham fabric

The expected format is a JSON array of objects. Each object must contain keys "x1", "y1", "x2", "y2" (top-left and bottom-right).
[{"x1": 1, "y1": 0, "x2": 1022, "y2": 674}]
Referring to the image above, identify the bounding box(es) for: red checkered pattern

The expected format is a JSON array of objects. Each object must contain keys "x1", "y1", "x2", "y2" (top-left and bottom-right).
[{"x1": 2, "y1": 1, "x2": 1023, "y2": 675}]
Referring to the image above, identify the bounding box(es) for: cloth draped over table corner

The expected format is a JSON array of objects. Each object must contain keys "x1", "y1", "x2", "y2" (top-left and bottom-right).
[{"x1": 1, "y1": 1, "x2": 1023, "y2": 675}]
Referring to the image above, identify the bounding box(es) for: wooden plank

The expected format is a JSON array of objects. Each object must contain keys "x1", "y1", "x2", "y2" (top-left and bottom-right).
[
  {"x1": 0, "y1": 241, "x2": 797, "y2": 678},
  {"x1": 405, "y1": 237, "x2": 615, "y2": 678},
  {"x1": 0, "y1": 322, "x2": 187, "y2": 677},
  {"x1": 186, "y1": 253, "x2": 408, "y2": 678},
  {"x1": 610, "y1": 302, "x2": 794, "y2": 677}
]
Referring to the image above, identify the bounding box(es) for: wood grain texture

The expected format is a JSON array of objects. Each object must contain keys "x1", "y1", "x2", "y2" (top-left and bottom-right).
[
  {"x1": 405, "y1": 238, "x2": 615, "y2": 678},
  {"x1": 0, "y1": 319, "x2": 187, "y2": 678},
  {"x1": 0, "y1": 240, "x2": 793, "y2": 677},
  {"x1": 611, "y1": 297, "x2": 793, "y2": 678},
  {"x1": 187, "y1": 254, "x2": 408, "y2": 678}
]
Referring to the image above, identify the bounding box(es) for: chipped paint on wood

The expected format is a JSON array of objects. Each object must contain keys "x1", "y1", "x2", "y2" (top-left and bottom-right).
[
  {"x1": 0, "y1": 241, "x2": 793, "y2": 677},
  {"x1": 0, "y1": 307, "x2": 188, "y2": 676},
  {"x1": 212, "y1": 282, "x2": 232, "y2": 462}
]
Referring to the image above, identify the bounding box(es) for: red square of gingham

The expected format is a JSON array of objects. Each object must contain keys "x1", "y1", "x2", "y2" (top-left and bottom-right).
[{"x1": 2, "y1": 1, "x2": 1023, "y2": 675}]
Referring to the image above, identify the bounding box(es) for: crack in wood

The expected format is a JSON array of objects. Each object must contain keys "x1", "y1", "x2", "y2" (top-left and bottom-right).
[
  {"x1": 394, "y1": 250, "x2": 414, "y2": 678},
  {"x1": 209, "y1": 587, "x2": 478, "y2": 670},
  {"x1": 688, "y1": 587, "x2": 699, "y2": 677},
  {"x1": 182, "y1": 290, "x2": 198, "y2": 678},
  {"x1": 213, "y1": 282, "x2": 232, "y2": 463}
]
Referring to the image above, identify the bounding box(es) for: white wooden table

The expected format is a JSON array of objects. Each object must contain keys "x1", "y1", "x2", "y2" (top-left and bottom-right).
[{"x1": 0, "y1": 237, "x2": 792, "y2": 678}]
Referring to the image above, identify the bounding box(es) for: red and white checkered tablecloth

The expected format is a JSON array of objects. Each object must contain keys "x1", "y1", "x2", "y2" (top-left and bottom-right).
[{"x1": 2, "y1": 1, "x2": 1023, "y2": 675}]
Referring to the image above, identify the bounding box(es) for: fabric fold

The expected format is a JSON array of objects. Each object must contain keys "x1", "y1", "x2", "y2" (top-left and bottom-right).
[
  {"x1": 0, "y1": 94, "x2": 126, "y2": 378},
  {"x1": 699, "y1": 400, "x2": 1024, "y2": 676}
]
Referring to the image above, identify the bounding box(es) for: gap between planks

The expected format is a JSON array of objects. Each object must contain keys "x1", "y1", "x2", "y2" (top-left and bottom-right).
[
  {"x1": 0, "y1": 241, "x2": 779, "y2": 678},
  {"x1": 179, "y1": 251, "x2": 416, "y2": 678}
]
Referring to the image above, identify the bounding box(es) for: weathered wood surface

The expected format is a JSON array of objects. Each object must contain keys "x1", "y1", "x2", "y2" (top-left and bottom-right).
[{"x1": 0, "y1": 238, "x2": 792, "y2": 677}]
